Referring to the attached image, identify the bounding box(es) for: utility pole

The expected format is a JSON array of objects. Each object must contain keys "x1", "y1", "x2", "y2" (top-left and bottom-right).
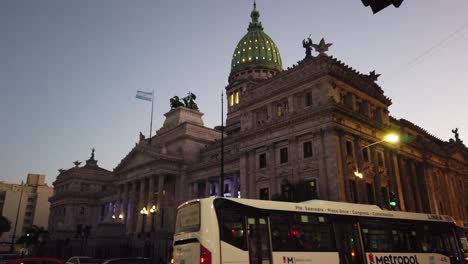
[{"x1": 10, "y1": 181, "x2": 24, "y2": 253}]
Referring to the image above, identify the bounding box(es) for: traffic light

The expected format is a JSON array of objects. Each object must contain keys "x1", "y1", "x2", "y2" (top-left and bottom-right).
[
  {"x1": 362, "y1": 0, "x2": 404, "y2": 14},
  {"x1": 389, "y1": 192, "x2": 398, "y2": 209}
]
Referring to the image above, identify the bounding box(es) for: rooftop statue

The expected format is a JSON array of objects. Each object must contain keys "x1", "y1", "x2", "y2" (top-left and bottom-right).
[
  {"x1": 302, "y1": 36, "x2": 313, "y2": 58},
  {"x1": 183, "y1": 92, "x2": 199, "y2": 111},
  {"x1": 368, "y1": 70, "x2": 381, "y2": 82},
  {"x1": 170, "y1": 92, "x2": 199, "y2": 111},
  {"x1": 312, "y1": 38, "x2": 333, "y2": 56},
  {"x1": 170, "y1": 96, "x2": 184, "y2": 109},
  {"x1": 452, "y1": 128, "x2": 461, "y2": 142}
]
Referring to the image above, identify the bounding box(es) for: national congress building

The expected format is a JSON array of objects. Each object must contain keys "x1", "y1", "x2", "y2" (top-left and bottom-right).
[{"x1": 47, "y1": 2, "x2": 468, "y2": 258}]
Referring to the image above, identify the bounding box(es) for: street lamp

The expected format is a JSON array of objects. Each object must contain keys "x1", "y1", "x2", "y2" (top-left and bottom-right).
[
  {"x1": 118, "y1": 213, "x2": 123, "y2": 220},
  {"x1": 149, "y1": 205, "x2": 157, "y2": 232},
  {"x1": 354, "y1": 133, "x2": 399, "y2": 179},
  {"x1": 140, "y1": 207, "x2": 148, "y2": 233}
]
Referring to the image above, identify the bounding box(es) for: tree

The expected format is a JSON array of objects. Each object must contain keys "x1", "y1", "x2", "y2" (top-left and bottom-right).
[
  {"x1": 16, "y1": 225, "x2": 50, "y2": 256},
  {"x1": 0, "y1": 216, "x2": 11, "y2": 237}
]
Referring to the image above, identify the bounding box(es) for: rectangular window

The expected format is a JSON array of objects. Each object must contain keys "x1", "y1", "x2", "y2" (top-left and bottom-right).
[
  {"x1": 366, "y1": 183, "x2": 374, "y2": 204},
  {"x1": 349, "y1": 179, "x2": 358, "y2": 203},
  {"x1": 303, "y1": 141, "x2": 313, "y2": 158},
  {"x1": 259, "y1": 188, "x2": 269, "y2": 200},
  {"x1": 362, "y1": 147, "x2": 370, "y2": 162},
  {"x1": 259, "y1": 153, "x2": 267, "y2": 168},
  {"x1": 280, "y1": 148, "x2": 288, "y2": 163},
  {"x1": 276, "y1": 101, "x2": 288, "y2": 117},
  {"x1": 346, "y1": 140, "x2": 354, "y2": 157},
  {"x1": 381, "y1": 187, "x2": 388, "y2": 209},
  {"x1": 377, "y1": 151, "x2": 385, "y2": 167},
  {"x1": 307, "y1": 179, "x2": 318, "y2": 199},
  {"x1": 305, "y1": 92, "x2": 312, "y2": 106},
  {"x1": 229, "y1": 93, "x2": 234, "y2": 107},
  {"x1": 235, "y1": 91, "x2": 240, "y2": 105}
]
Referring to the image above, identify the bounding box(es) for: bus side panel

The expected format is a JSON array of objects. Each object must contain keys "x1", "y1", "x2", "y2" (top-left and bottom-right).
[
  {"x1": 365, "y1": 253, "x2": 451, "y2": 264},
  {"x1": 272, "y1": 252, "x2": 340, "y2": 264},
  {"x1": 173, "y1": 242, "x2": 200, "y2": 264},
  {"x1": 220, "y1": 242, "x2": 249, "y2": 264}
]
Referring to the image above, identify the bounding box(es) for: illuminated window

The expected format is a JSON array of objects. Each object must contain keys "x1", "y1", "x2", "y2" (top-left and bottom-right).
[
  {"x1": 235, "y1": 91, "x2": 240, "y2": 105},
  {"x1": 229, "y1": 93, "x2": 234, "y2": 106},
  {"x1": 276, "y1": 102, "x2": 288, "y2": 117}
]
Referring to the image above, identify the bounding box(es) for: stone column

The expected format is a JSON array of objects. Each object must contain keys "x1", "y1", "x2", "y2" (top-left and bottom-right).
[
  {"x1": 130, "y1": 181, "x2": 139, "y2": 233},
  {"x1": 337, "y1": 130, "x2": 350, "y2": 202},
  {"x1": 370, "y1": 146, "x2": 382, "y2": 207},
  {"x1": 392, "y1": 153, "x2": 405, "y2": 211},
  {"x1": 352, "y1": 135, "x2": 366, "y2": 204},
  {"x1": 239, "y1": 151, "x2": 248, "y2": 198},
  {"x1": 157, "y1": 175, "x2": 165, "y2": 231},
  {"x1": 146, "y1": 176, "x2": 155, "y2": 232},
  {"x1": 122, "y1": 183, "x2": 129, "y2": 227},
  {"x1": 317, "y1": 129, "x2": 330, "y2": 200},
  {"x1": 233, "y1": 172, "x2": 239, "y2": 198},
  {"x1": 115, "y1": 184, "x2": 122, "y2": 216},
  {"x1": 136, "y1": 178, "x2": 147, "y2": 233}
]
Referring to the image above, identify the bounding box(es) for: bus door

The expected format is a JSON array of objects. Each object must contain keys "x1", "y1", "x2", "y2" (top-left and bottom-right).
[
  {"x1": 246, "y1": 216, "x2": 272, "y2": 264},
  {"x1": 333, "y1": 219, "x2": 365, "y2": 264}
]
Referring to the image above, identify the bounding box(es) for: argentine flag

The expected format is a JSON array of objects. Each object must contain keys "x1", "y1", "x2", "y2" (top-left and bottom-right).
[{"x1": 136, "y1": 90, "x2": 153, "y2": 102}]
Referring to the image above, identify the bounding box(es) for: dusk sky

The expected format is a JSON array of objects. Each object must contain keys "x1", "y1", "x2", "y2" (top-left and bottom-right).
[{"x1": 1, "y1": 0, "x2": 467, "y2": 185}]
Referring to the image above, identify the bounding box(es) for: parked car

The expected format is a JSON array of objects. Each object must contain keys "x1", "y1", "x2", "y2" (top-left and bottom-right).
[
  {"x1": 6, "y1": 257, "x2": 63, "y2": 264},
  {"x1": 64, "y1": 257, "x2": 99, "y2": 264},
  {"x1": 101, "y1": 258, "x2": 156, "y2": 264},
  {"x1": 0, "y1": 254, "x2": 20, "y2": 264}
]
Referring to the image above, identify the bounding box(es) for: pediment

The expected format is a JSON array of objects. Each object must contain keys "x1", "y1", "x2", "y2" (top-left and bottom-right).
[
  {"x1": 450, "y1": 151, "x2": 467, "y2": 163},
  {"x1": 115, "y1": 148, "x2": 156, "y2": 173}
]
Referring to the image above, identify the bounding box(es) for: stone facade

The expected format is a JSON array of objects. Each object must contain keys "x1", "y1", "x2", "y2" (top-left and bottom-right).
[
  {"x1": 48, "y1": 153, "x2": 115, "y2": 240},
  {"x1": 47, "y1": 2, "x2": 468, "y2": 258}
]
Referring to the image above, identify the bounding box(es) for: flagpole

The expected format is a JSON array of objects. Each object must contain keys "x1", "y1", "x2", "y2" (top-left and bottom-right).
[
  {"x1": 149, "y1": 90, "x2": 154, "y2": 143},
  {"x1": 220, "y1": 91, "x2": 224, "y2": 197}
]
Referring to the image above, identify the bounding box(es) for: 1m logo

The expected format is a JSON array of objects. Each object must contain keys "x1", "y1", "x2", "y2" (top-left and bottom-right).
[{"x1": 282, "y1": 256, "x2": 296, "y2": 263}]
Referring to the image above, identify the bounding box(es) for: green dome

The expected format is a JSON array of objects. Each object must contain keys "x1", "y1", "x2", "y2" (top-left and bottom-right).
[{"x1": 230, "y1": 2, "x2": 282, "y2": 75}]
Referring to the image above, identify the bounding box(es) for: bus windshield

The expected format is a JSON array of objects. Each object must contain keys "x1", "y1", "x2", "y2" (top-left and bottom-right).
[{"x1": 175, "y1": 201, "x2": 201, "y2": 234}]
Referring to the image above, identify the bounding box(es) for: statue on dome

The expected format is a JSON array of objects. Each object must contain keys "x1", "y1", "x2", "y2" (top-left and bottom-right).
[{"x1": 302, "y1": 36, "x2": 313, "y2": 58}]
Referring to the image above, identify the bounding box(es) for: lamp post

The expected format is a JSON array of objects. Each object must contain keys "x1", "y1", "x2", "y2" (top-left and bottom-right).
[
  {"x1": 353, "y1": 133, "x2": 399, "y2": 179},
  {"x1": 140, "y1": 207, "x2": 148, "y2": 234},
  {"x1": 149, "y1": 205, "x2": 157, "y2": 233}
]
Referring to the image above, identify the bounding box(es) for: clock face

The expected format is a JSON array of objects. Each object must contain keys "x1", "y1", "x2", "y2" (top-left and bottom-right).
[{"x1": 303, "y1": 38, "x2": 310, "y2": 45}]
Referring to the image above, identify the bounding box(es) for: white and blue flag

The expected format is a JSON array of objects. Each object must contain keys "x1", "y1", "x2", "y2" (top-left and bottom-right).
[{"x1": 136, "y1": 90, "x2": 153, "y2": 102}]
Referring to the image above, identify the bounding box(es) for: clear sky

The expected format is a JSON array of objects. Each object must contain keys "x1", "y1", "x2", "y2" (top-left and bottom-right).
[{"x1": 1, "y1": 0, "x2": 467, "y2": 185}]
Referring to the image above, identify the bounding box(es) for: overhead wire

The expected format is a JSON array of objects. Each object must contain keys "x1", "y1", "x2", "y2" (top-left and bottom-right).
[{"x1": 384, "y1": 21, "x2": 468, "y2": 82}]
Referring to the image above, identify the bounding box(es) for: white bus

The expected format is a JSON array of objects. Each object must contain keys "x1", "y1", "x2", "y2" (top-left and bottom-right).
[{"x1": 173, "y1": 197, "x2": 467, "y2": 264}]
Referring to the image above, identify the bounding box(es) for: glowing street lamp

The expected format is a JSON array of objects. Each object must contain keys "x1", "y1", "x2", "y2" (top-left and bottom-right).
[
  {"x1": 354, "y1": 133, "x2": 399, "y2": 179},
  {"x1": 140, "y1": 207, "x2": 148, "y2": 233}
]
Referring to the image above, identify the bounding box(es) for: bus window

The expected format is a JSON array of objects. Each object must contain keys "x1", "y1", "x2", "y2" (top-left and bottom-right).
[
  {"x1": 220, "y1": 213, "x2": 246, "y2": 250},
  {"x1": 174, "y1": 202, "x2": 200, "y2": 234},
  {"x1": 270, "y1": 213, "x2": 296, "y2": 251},
  {"x1": 247, "y1": 216, "x2": 271, "y2": 264},
  {"x1": 292, "y1": 214, "x2": 334, "y2": 251},
  {"x1": 360, "y1": 221, "x2": 420, "y2": 252}
]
